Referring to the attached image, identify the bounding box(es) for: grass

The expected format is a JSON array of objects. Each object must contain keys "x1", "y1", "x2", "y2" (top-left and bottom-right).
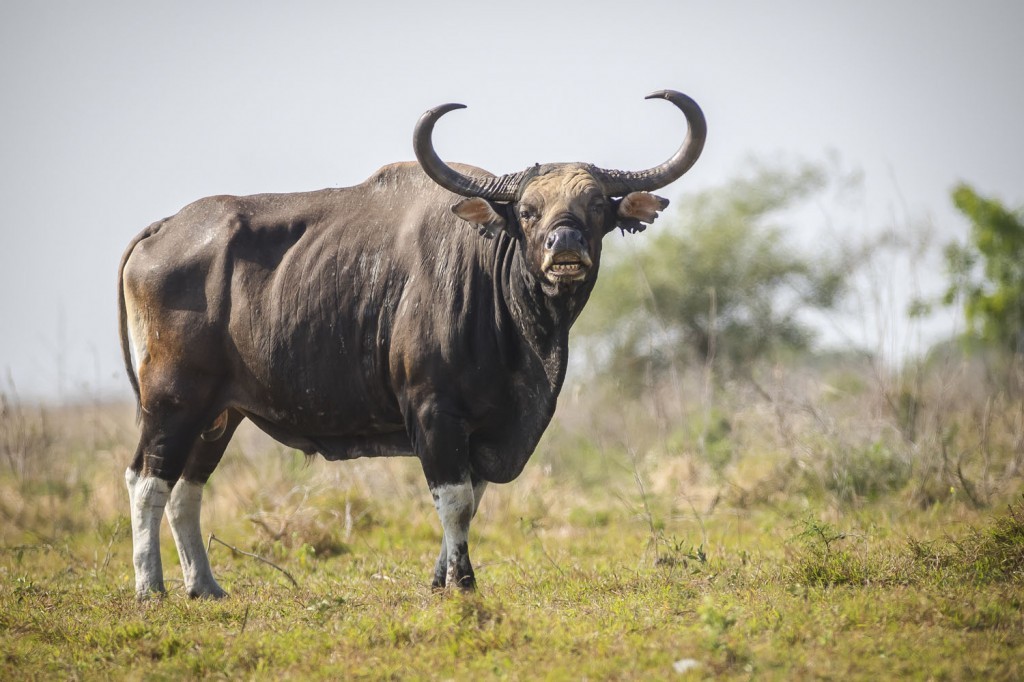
[{"x1": 1, "y1": 389, "x2": 1023, "y2": 680}]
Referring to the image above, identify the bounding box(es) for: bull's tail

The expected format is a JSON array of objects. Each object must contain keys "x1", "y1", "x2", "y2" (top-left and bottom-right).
[{"x1": 117, "y1": 219, "x2": 165, "y2": 422}]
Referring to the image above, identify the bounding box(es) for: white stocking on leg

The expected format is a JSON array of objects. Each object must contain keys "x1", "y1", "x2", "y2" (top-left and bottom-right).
[
  {"x1": 125, "y1": 468, "x2": 170, "y2": 599},
  {"x1": 166, "y1": 479, "x2": 226, "y2": 599}
]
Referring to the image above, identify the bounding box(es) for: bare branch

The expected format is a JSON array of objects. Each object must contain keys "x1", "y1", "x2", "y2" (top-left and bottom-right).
[{"x1": 207, "y1": 533, "x2": 299, "y2": 589}]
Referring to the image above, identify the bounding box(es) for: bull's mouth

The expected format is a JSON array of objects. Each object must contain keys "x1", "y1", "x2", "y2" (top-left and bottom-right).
[{"x1": 543, "y1": 250, "x2": 592, "y2": 283}]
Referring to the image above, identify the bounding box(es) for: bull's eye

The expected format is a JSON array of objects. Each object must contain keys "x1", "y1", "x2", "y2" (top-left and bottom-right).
[{"x1": 518, "y1": 206, "x2": 536, "y2": 223}]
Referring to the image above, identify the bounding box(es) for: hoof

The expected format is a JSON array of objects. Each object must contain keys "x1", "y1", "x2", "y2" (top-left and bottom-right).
[
  {"x1": 187, "y1": 586, "x2": 228, "y2": 600},
  {"x1": 430, "y1": 574, "x2": 475, "y2": 592},
  {"x1": 186, "y1": 576, "x2": 228, "y2": 599},
  {"x1": 135, "y1": 588, "x2": 167, "y2": 602},
  {"x1": 431, "y1": 566, "x2": 447, "y2": 591},
  {"x1": 454, "y1": 574, "x2": 476, "y2": 591}
]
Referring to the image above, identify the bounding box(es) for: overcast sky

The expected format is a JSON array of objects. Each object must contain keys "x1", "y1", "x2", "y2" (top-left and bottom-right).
[{"x1": 1, "y1": 1, "x2": 1022, "y2": 400}]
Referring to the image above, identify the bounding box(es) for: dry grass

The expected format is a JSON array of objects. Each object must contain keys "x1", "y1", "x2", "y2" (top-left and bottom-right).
[{"x1": 0, "y1": 352, "x2": 1022, "y2": 679}]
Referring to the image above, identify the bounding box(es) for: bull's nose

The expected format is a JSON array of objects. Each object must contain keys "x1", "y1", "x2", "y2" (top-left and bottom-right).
[{"x1": 545, "y1": 227, "x2": 585, "y2": 252}]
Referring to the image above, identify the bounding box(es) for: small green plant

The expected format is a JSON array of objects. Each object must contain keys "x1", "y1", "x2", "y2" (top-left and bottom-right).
[
  {"x1": 788, "y1": 516, "x2": 875, "y2": 587},
  {"x1": 794, "y1": 516, "x2": 846, "y2": 554},
  {"x1": 655, "y1": 536, "x2": 708, "y2": 568}
]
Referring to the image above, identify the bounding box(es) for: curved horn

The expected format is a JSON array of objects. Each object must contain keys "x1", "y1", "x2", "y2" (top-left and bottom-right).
[
  {"x1": 593, "y1": 90, "x2": 707, "y2": 196},
  {"x1": 413, "y1": 103, "x2": 525, "y2": 201}
]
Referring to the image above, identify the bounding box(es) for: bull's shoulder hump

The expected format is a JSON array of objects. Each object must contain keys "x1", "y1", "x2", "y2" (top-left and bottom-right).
[
  {"x1": 362, "y1": 161, "x2": 498, "y2": 189},
  {"x1": 176, "y1": 190, "x2": 339, "y2": 220}
]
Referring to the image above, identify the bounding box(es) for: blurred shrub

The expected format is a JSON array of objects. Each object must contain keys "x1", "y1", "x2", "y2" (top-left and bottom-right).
[
  {"x1": 0, "y1": 392, "x2": 54, "y2": 483},
  {"x1": 944, "y1": 184, "x2": 1024, "y2": 356},
  {"x1": 576, "y1": 158, "x2": 855, "y2": 390},
  {"x1": 822, "y1": 440, "x2": 912, "y2": 503}
]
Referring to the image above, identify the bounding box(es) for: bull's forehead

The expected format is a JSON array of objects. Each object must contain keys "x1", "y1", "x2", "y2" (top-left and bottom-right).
[{"x1": 520, "y1": 168, "x2": 603, "y2": 208}]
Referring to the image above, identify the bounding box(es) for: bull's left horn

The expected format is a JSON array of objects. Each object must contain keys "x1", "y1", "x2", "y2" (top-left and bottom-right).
[
  {"x1": 593, "y1": 90, "x2": 707, "y2": 196},
  {"x1": 414, "y1": 103, "x2": 525, "y2": 201}
]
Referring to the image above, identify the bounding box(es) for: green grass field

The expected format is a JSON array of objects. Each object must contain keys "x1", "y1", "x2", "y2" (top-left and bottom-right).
[{"x1": 1, "y1": 388, "x2": 1022, "y2": 680}]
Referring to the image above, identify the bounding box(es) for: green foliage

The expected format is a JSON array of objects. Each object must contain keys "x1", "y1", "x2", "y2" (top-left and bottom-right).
[
  {"x1": 578, "y1": 159, "x2": 850, "y2": 386},
  {"x1": 945, "y1": 183, "x2": 1024, "y2": 353}
]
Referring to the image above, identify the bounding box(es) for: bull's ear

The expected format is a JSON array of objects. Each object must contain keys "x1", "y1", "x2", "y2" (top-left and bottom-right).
[
  {"x1": 452, "y1": 198, "x2": 507, "y2": 239},
  {"x1": 610, "y1": 192, "x2": 670, "y2": 234}
]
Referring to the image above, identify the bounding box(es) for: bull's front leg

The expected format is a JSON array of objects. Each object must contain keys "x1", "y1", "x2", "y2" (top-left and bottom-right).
[
  {"x1": 415, "y1": 406, "x2": 479, "y2": 590},
  {"x1": 430, "y1": 480, "x2": 476, "y2": 589},
  {"x1": 431, "y1": 478, "x2": 487, "y2": 589}
]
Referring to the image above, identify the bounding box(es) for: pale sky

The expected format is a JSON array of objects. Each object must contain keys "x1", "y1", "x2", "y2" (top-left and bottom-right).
[{"x1": 1, "y1": 1, "x2": 1022, "y2": 400}]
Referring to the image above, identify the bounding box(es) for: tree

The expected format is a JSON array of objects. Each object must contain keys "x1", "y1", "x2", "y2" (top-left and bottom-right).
[
  {"x1": 944, "y1": 184, "x2": 1024, "y2": 354},
  {"x1": 576, "y1": 159, "x2": 850, "y2": 388}
]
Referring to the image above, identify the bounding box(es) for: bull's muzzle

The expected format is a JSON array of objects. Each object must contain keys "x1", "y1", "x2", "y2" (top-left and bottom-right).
[{"x1": 542, "y1": 226, "x2": 592, "y2": 283}]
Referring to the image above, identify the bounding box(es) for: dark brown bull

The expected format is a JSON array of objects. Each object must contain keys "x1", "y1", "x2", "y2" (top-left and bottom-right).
[{"x1": 119, "y1": 90, "x2": 706, "y2": 598}]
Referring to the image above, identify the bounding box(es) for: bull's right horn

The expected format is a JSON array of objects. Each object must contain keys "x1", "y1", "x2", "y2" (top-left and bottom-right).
[{"x1": 414, "y1": 103, "x2": 526, "y2": 202}]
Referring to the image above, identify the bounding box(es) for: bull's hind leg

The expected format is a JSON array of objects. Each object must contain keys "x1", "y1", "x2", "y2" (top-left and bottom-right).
[
  {"x1": 125, "y1": 466, "x2": 170, "y2": 597},
  {"x1": 165, "y1": 409, "x2": 243, "y2": 599},
  {"x1": 126, "y1": 401, "x2": 210, "y2": 599}
]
